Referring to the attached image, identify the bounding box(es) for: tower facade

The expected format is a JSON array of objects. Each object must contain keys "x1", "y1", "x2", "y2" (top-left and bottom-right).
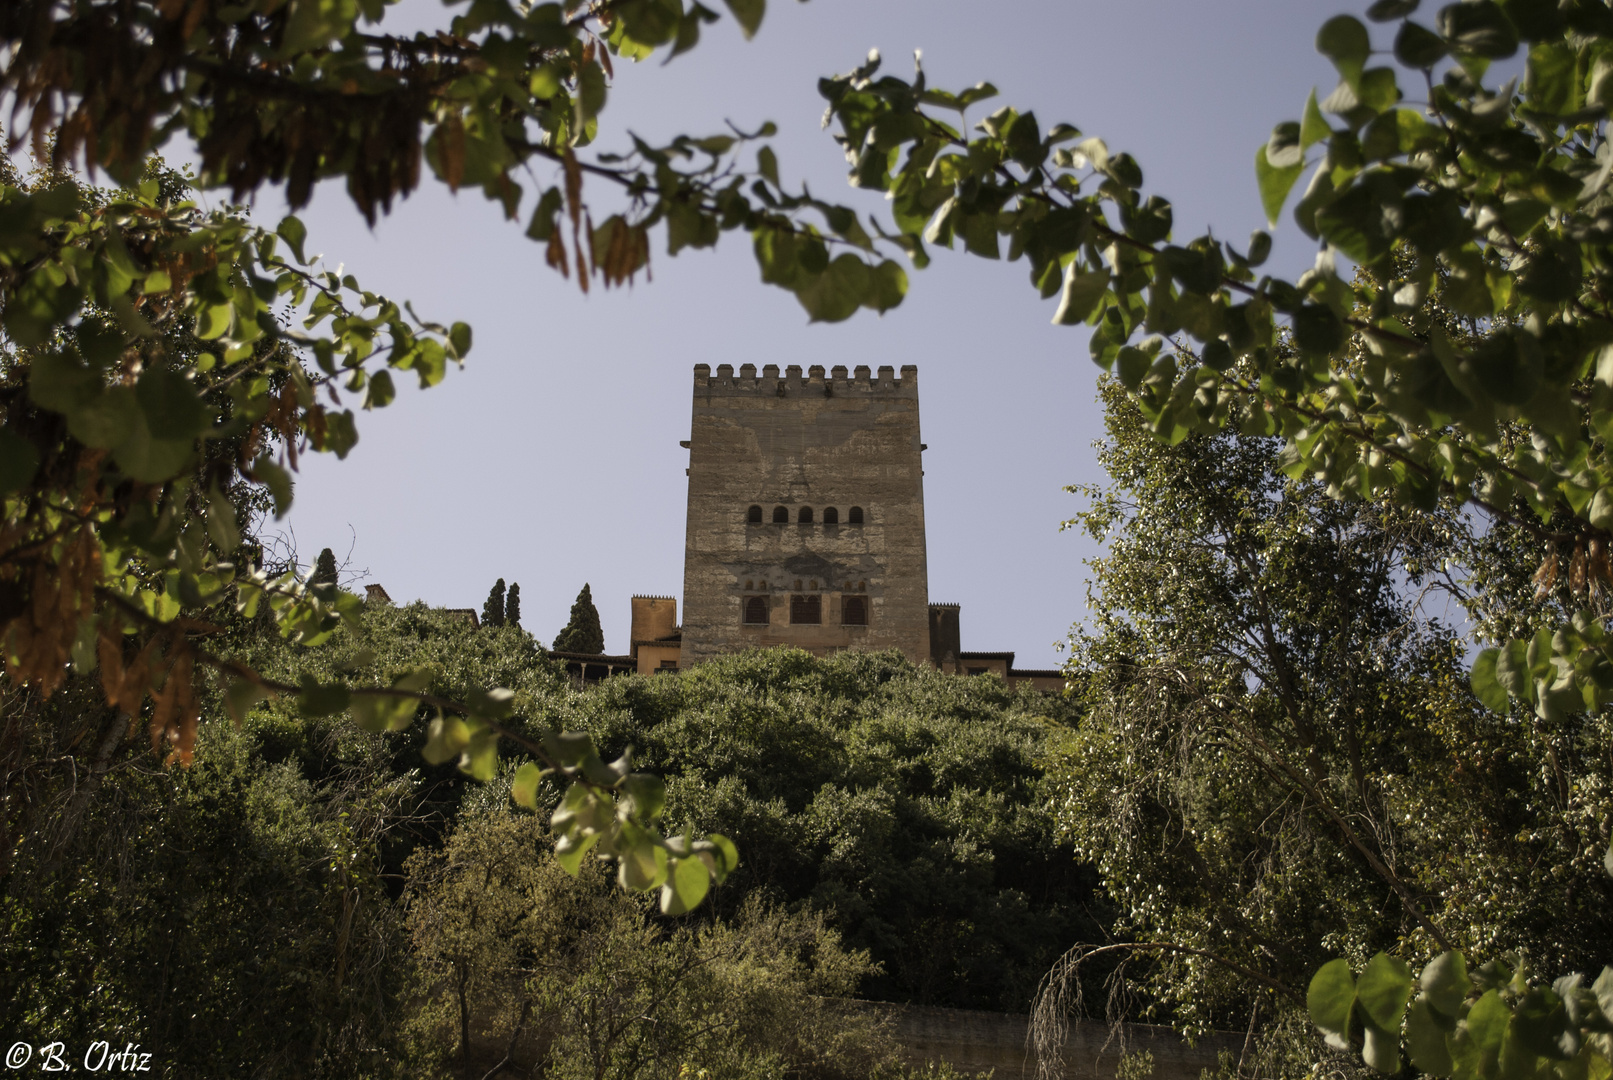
[{"x1": 679, "y1": 362, "x2": 930, "y2": 666}]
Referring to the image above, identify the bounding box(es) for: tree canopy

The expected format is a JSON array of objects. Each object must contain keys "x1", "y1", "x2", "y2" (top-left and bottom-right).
[
  {"x1": 10, "y1": 0, "x2": 1613, "y2": 1071},
  {"x1": 554, "y1": 583, "x2": 605, "y2": 655}
]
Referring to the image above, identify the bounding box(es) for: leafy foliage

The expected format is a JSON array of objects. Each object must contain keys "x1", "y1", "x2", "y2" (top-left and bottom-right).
[
  {"x1": 1310, "y1": 951, "x2": 1613, "y2": 1080},
  {"x1": 0, "y1": 0, "x2": 907, "y2": 318},
  {"x1": 0, "y1": 158, "x2": 731, "y2": 902},
  {"x1": 551, "y1": 646, "x2": 1098, "y2": 1011},
  {"x1": 2, "y1": 708, "x2": 417, "y2": 1077},
  {"x1": 806, "y1": 0, "x2": 1613, "y2": 718},
  {"x1": 407, "y1": 801, "x2": 895, "y2": 1080},
  {"x1": 554, "y1": 582, "x2": 606, "y2": 655},
  {"x1": 1039, "y1": 383, "x2": 1613, "y2": 1067}
]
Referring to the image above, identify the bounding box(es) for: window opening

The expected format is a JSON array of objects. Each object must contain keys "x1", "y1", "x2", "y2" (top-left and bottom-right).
[
  {"x1": 744, "y1": 596, "x2": 770, "y2": 624},
  {"x1": 790, "y1": 595, "x2": 822, "y2": 624},
  {"x1": 798, "y1": 506, "x2": 813, "y2": 524},
  {"x1": 748, "y1": 505, "x2": 763, "y2": 523},
  {"x1": 842, "y1": 596, "x2": 868, "y2": 625},
  {"x1": 772, "y1": 506, "x2": 789, "y2": 523},
  {"x1": 848, "y1": 506, "x2": 864, "y2": 524},
  {"x1": 823, "y1": 507, "x2": 839, "y2": 524}
]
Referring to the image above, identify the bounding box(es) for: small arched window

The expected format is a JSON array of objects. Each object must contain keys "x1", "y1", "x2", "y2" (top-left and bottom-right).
[
  {"x1": 747, "y1": 505, "x2": 763, "y2": 524},
  {"x1": 744, "y1": 596, "x2": 769, "y2": 624},
  {"x1": 842, "y1": 596, "x2": 868, "y2": 626},
  {"x1": 798, "y1": 506, "x2": 814, "y2": 524},
  {"x1": 848, "y1": 506, "x2": 864, "y2": 524},
  {"x1": 823, "y1": 507, "x2": 839, "y2": 524},
  {"x1": 772, "y1": 506, "x2": 789, "y2": 523}
]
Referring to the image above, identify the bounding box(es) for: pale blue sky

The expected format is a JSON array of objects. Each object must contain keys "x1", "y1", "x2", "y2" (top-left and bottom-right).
[{"x1": 249, "y1": 0, "x2": 1358, "y2": 664}]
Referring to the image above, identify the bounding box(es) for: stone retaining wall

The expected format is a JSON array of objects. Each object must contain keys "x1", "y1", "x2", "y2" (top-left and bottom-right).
[{"x1": 836, "y1": 999, "x2": 1241, "y2": 1080}]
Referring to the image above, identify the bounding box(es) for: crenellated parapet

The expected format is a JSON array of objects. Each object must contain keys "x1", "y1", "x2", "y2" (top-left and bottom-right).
[
  {"x1": 680, "y1": 361, "x2": 930, "y2": 667},
  {"x1": 693, "y1": 362, "x2": 918, "y2": 397}
]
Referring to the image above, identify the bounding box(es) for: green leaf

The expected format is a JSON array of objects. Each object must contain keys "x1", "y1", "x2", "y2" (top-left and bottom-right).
[
  {"x1": 1293, "y1": 303, "x2": 1345, "y2": 357},
  {"x1": 65, "y1": 386, "x2": 138, "y2": 450},
  {"x1": 1362, "y1": 1021, "x2": 1402, "y2": 1074},
  {"x1": 460, "y1": 726, "x2": 499, "y2": 781},
  {"x1": 111, "y1": 421, "x2": 193, "y2": 483},
  {"x1": 1472, "y1": 649, "x2": 1510, "y2": 712},
  {"x1": 1358, "y1": 67, "x2": 1401, "y2": 112},
  {"x1": 1524, "y1": 42, "x2": 1578, "y2": 114},
  {"x1": 1256, "y1": 145, "x2": 1306, "y2": 229},
  {"x1": 863, "y1": 259, "x2": 908, "y2": 314},
  {"x1": 1310, "y1": 959, "x2": 1358, "y2": 1048},
  {"x1": 278, "y1": 0, "x2": 359, "y2": 57},
  {"x1": 660, "y1": 855, "x2": 711, "y2": 915},
  {"x1": 757, "y1": 145, "x2": 780, "y2": 186},
  {"x1": 1407, "y1": 999, "x2": 1456, "y2": 1075},
  {"x1": 554, "y1": 830, "x2": 600, "y2": 876},
  {"x1": 297, "y1": 677, "x2": 352, "y2": 717},
  {"x1": 1437, "y1": 1, "x2": 1519, "y2": 59},
  {"x1": 1117, "y1": 346, "x2": 1152, "y2": 392},
  {"x1": 223, "y1": 679, "x2": 271, "y2": 726},
  {"x1": 349, "y1": 686, "x2": 419, "y2": 733},
  {"x1": 1301, "y1": 90, "x2": 1331, "y2": 149},
  {"x1": 465, "y1": 686, "x2": 514, "y2": 720},
  {"x1": 511, "y1": 762, "x2": 545, "y2": 810},
  {"x1": 1367, "y1": 0, "x2": 1420, "y2": 19},
  {"x1": 1052, "y1": 266, "x2": 1110, "y2": 326},
  {"x1": 542, "y1": 731, "x2": 596, "y2": 771},
  {"x1": 1496, "y1": 638, "x2": 1531, "y2": 699},
  {"x1": 1395, "y1": 20, "x2": 1448, "y2": 67},
  {"x1": 0, "y1": 427, "x2": 40, "y2": 495},
  {"x1": 135, "y1": 368, "x2": 208, "y2": 440},
  {"x1": 797, "y1": 254, "x2": 870, "y2": 323},
  {"x1": 1513, "y1": 989, "x2": 1576, "y2": 1060},
  {"x1": 619, "y1": 773, "x2": 667, "y2": 822},
  {"x1": 422, "y1": 714, "x2": 471, "y2": 765},
  {"x1": 1358, "y1": 952, "x2": 1415, "y2": 1032},
  {"x1": 722, "y1": 0, "x2": 764, "y2": 38},
  {"x1": 706, "y1": 833, "x2": 740, "y2": 880},
  {"x1": 1317, "y1": 15, "x2": 1372, "y2": 88},
  {"x1": 206, "y1": 486, "x2": 241, "y2": 552},
  {"x1": 1467, "y1": 990, "x2": 1510, "y2": 1055},
  {"x1": 617, "y1": 825, "x2": 670, "y2": 891},
  {"x1": 1246, "y1": 230, "x2": 1272, "y2": 267},
  {"x1": 251, "y1": 455, "x2": 295, "y2": 518},
  {"x1": 29, "y1": 349, "x2": 103, "y2": 415}
]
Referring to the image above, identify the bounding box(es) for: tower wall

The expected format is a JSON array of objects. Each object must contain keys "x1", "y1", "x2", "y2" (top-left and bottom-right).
[
  {"x1": 629, "y1": 595, "x2": 677, "y2": 655},
  {"x1": 680, "y1": 362, "x2": 930, "y2": 666}
]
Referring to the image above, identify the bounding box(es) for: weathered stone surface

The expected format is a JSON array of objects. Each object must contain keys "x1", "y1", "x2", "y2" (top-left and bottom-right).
[{"x1": 680, "y1": 361, "x2": 930, "y2": 666}]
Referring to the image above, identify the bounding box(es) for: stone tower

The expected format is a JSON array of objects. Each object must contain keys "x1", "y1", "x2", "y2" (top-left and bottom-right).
[{"x1": 679, "y1": 362, "x2": 931, "y2": 666}]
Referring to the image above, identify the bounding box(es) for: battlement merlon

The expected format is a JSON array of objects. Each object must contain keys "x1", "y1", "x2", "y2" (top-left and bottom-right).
[{"x1": 692, "y1": 363, "x2": 918, "y2": 397}]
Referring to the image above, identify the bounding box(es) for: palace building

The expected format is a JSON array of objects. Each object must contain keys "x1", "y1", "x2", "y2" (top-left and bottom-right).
[{"x1": 563, "y1": 362, "x2": 1063, "y2": 691}]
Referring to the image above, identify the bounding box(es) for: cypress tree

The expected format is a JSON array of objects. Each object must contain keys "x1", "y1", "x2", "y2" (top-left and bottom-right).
[
  {"x1": 552, "y1": 583, "x2": 604, "y2": 654},
  {"x1": 505, "y1": 583, "x2": 521, "y2": 629},
  {"x1": 482, "y1": 578, "x2": 506, "y2": 628},
  {"x1": 311, "y1": 548, "x2": 338, "y2": 590}
]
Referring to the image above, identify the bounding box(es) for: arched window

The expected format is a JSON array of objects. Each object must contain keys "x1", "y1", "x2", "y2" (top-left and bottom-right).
[
  {"x1": 772, "y1": 506, "x2": 789, "y2": 523},
  {"x1": 748, "y1": 505, "x2": 763, "y2": 523},
  {"x1": 842, "y1": 596, "x2": 868, "y2": 625},
  {"x1": 823, "y1": 507, "x2": 839, "y2": 524},
  {"x1": 790, "y1": 594, "x2": 822, "y2": 624},
  {"x1": 798, "y1": 506, "x2": 813, "y2": 524},
  {"x1": 848, "y1": 506, "x2": 864, "y2": 524},
  {"x1": 744, "y1": 596, "x2": 769, "y2": 624}
]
